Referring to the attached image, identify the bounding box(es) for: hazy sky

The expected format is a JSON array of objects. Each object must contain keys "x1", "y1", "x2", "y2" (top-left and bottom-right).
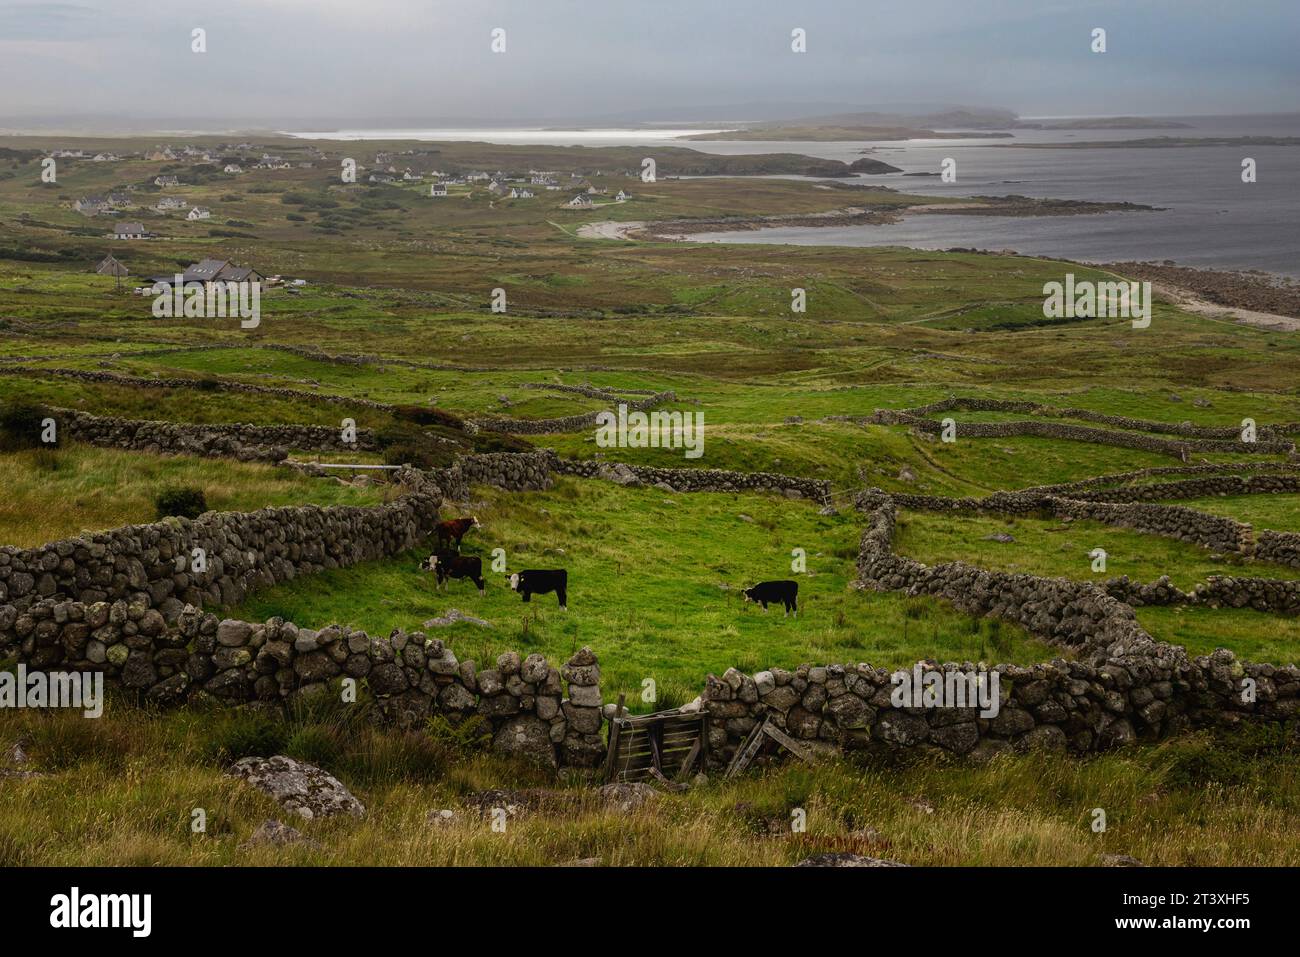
[{"x1": 1, "y1": 0, "x2": 1296, "y2": 125}]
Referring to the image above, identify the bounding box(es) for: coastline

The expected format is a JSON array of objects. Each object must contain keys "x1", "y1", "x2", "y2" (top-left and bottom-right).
[{"x1": 577, "y1": 195, "x2": 1160, "y2": 242}]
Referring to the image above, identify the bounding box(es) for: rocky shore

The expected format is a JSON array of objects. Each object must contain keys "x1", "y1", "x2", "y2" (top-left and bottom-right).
[{"x1": 1106, "y1": 262, "x2": 1300, "y2": 322}]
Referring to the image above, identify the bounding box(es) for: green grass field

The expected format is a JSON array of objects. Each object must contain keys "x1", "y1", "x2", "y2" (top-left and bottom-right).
[{"x1": 231, "y1": 479, "x2": 1053, "y2": 709}]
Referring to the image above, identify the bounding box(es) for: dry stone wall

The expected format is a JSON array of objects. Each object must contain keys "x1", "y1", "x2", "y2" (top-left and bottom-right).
[
  {"x1": 1020, "y1": 462, "x2": 1300, "y2": 497},
  {"x1": 554, "y1": 457, "x2": 831, "y2": 502},
  {"x1": 872, "y1": 409, "x2": 1290, "y2": 458},
  {"x1": 0, "y1": 595, "x2": 606, "y2": 769},
  {"x1": 0, "y1": 366, "x2": 396, "y2": 412},
  {"x1": 0, "y1": 488, "x2": 438, "y2": 628},
  {"x1": 55, "y1": 409, "x2": 378, "y2": 462},
  {"x1": 892, "y1": 489, "x2": 1252, "y2": 556},
  {"x1": 902, "y1": 396, "x2": 1300, "y2": 442},
  {"x1": 1067, "y1": 473, "x2": 1300, "y2": 503}
]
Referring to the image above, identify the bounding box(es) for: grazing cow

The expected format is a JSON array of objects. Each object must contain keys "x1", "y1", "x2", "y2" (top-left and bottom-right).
[
  {"x1": 508, "y1": 569, "x2": 567, "y2": 610},
  {"x1": 742, "y1": 580, "x2": 798, "y2": 617},
  {"x1": 420, "y1": 552, "x2": 485, "y2": 595},
  {"x1": 435, "y1": 516, "x2": 480, "y2": 552}
]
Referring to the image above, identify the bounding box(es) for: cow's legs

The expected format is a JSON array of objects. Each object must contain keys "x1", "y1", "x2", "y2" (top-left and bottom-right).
[{"x1": 557, "y1": 588, "x2": 567, "y2": 610}]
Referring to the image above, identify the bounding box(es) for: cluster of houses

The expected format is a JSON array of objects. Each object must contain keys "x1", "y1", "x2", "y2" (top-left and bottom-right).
[
  {"x1": 565, "y1": 187, "x2": 631, "y2": 208},
  {"x1": 91, "y1": 255, "x2": 314, "y2": 299},
  {"x1": 74, "y1": 186, "x2": 213, "y2": 231},
  {"x1": 50, "y1": 149, "x2": 123, "y2": 162}
]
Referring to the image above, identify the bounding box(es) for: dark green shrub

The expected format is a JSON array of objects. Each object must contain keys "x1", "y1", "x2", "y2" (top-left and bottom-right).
[
  {"x1": 0, "y1": 399, "x2": 50, "y2": 450},
  {"x1": 155, "y1": 486, "x2": 208, "y2": 519},
  {"x1": 392, "y1": 404, "x2": 465, "y2": 429}
]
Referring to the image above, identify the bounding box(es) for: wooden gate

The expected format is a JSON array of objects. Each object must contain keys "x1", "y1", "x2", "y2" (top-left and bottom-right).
[{"x1": 603, "y1": 695, "x2": 709, "y2": 784}]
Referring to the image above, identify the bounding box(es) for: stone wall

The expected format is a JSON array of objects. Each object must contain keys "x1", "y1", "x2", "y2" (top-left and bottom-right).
[
  {"x1": 1020, "y1": 462, "x2": 1300, "y2": 497},
  {"x1": 0, "y1": 596, "x2": 605, "y2": 768},
  {"x1": 554, "y1": 457, "x2": 831, "y2": 503},
  {"x1": 0, "y1": 487, "x2": 439, "y2": 628},
  {"x1": 901, "y1": 396, "x2": 1299, "y2": 443},
  {"x1": 699, "y1": 648, "x2": 1298, "y2": 765},
  {"x1": 1102, "y1": 573, "x2": 1300, "y2": 614},
  {"x1": 1067, "y1": 473, "x2": 1300, "y2": 503},
  {"x1": 55, "y1": 409, "x2": 379, "y2": 462},
  {"x1": 872, "y1": 409, "x2": 1291, "y2": 458},
  {"x1": 892, "y1": 489, "x2": 1252, "y2": 556},
  {"x1": 0, "y1": 366, "x2": 396, "y2": 412},
  {"x1": 1255, "y1": 530, "x2": 1300, "y2": 568}
]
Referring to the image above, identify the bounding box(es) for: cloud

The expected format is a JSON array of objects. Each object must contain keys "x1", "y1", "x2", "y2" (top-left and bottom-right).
[{"x1": 0, "y1": 0, "x2": 1295, "y2": 123}]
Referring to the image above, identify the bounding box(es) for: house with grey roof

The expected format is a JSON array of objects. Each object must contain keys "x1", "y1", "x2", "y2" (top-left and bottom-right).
[{"x1": 111, "y1": 222, "x2": 150, "y2": 240}]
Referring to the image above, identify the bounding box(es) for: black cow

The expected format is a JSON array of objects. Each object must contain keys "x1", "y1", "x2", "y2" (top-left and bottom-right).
[
  {"x1": 435, "y1": 516, "x2": 480, "y2": 553},
  {"x1": 508, "y1": 569, "x2": 567, "y2": 610},
  {"x1": 742, "y1": 580, "x2": 798, "y2": 617},
  {"x1": 421, "y1": 552, "x2": 485, "y2": 595}
]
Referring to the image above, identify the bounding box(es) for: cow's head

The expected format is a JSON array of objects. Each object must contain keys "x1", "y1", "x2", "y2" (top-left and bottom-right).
[
  {"x1": 508, "y1": 572, "x2": 520, "y2": 591},
  {"x1": 472, "y1": 515, "x2": 481, "y2": 528},
  {"x1": 741, "y1": 587, "x2": 755, "y2": 603},
  {"x1": 420, "y1": 555, "x2": 438, "y2": 572}
]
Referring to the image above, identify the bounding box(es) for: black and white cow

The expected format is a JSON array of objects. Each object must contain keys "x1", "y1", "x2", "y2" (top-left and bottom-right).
[
  {"x1": 742, "y1": 579, "x2": 798, "y2": 617},
  {"x1": 508, "y1": 569, "x2": 567, "y2": 610},
  {"x1": 420, "y1": 552, "x2": 485, "y2": 595}
]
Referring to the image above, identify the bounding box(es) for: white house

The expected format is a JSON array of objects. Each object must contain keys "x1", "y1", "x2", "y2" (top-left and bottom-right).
[
  {"x1": 224, "y1": 164, "x2": 243, "y2": 174},
  {"x1": 615, "y1": 190, "x2": 631, "y2": 202},
  {"x1": 430, "y1": 183, "x2": 448, "y2": 197},
  {"x1": 566, "y1": 193, "x2": 594, "y2": 208},
  {"x1": 154, "y1": 175, "x2": 179, "y2": 187},
  {"x1": 112, "y1": 222, "x2": 150, "y2": 240},
  {"x1": 187, "y1": 206, "x2": 211, "y2": 221},
  {"x1": 154, "y1": 196, "x2": 187, "y2": 211},
  {"x1": 74, "y1": 196, "x2": 109, "y2": 214},
  {"x1": 509, "y1": 187, "x2": 534, "y2": 199}
]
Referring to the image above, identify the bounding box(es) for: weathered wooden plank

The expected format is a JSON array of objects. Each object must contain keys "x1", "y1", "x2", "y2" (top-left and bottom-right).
[
  {"x1": 761, "y1": 721, "x2": 816, "y2": 764},
  {"x1": 602, "y1": 693, "x2": 627, "y2": 783}
]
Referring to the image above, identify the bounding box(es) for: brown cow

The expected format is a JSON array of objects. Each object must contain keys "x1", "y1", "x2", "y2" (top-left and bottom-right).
[{"x1": 435, "y1": 516, "x2": 480, "y2": 552}]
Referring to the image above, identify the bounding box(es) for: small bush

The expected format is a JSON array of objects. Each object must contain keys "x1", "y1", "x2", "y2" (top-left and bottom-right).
[
  {"x1": 155, "y1": 486, "x2": 208, "y2": 519},
  {"x1": 393, "y1": 404, "x2": 465, "y2": 429},
  {"x1": 203, "y1": 712, "x2": 289, "y2": 763},
  {"x1": 0, "y1": 399, "x2": 49, "y2": 451}
]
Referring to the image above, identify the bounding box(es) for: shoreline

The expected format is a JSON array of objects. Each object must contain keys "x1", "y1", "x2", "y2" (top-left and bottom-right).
[{"x1": 577, "y1": 195, "x2": 1159, "y2": 243}]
